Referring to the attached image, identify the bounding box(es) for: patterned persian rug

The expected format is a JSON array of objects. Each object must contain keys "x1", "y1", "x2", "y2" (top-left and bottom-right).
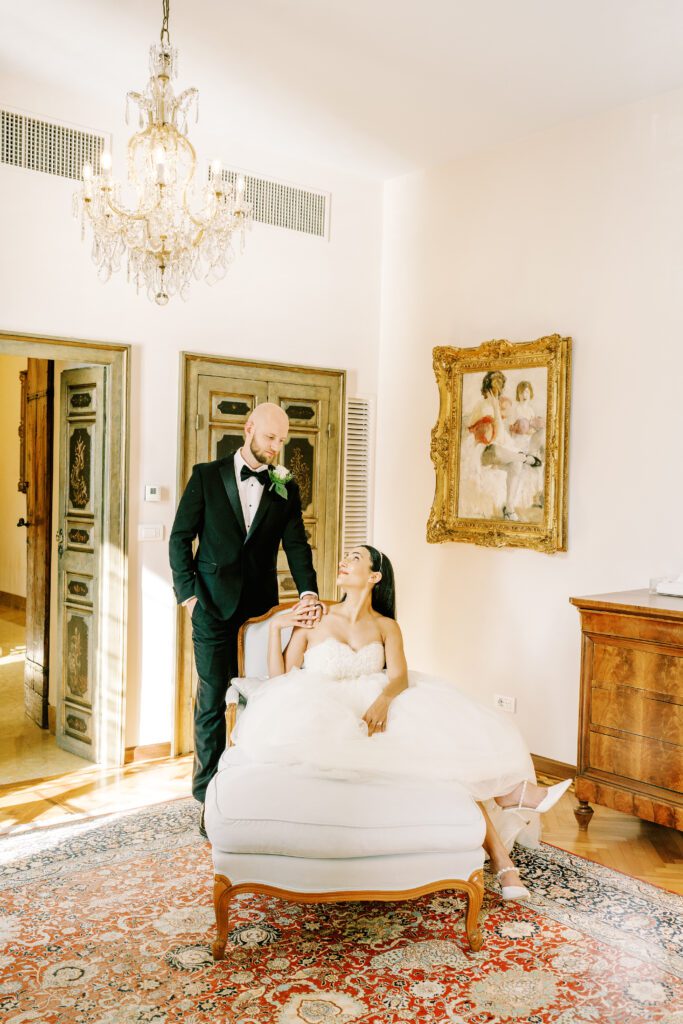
[{"x1": 0, "y1": 798, "x2": 681, "y2": 1024}]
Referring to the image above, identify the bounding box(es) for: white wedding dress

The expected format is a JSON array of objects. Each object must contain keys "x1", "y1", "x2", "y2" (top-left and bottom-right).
[{"x1": 222, "y1": 637, "x2": 540, "y2": 849}]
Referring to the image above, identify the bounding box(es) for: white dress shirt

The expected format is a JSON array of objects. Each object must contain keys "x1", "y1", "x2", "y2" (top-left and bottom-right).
[{"x1": 234, "y1": 447, "x2": 269, "y2": 531}]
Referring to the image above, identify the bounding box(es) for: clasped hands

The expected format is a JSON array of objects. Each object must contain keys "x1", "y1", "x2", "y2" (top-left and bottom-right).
[{"x1": 275, "y1": 595, "x2": 325, "y2": 629}]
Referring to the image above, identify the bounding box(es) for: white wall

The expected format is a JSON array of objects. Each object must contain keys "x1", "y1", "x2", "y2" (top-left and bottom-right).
[
  {"x1": 0, "y1": 356, "x2": 28, "y2": 598},
  {"x1": 0, "y1": 71, "x2": 382, "y2": 748},
  {"x1": 376, "y1": 87, "x2": 683, "y2": 764}
]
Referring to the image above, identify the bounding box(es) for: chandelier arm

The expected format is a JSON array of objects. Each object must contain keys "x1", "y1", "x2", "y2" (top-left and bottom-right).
[
  {"x1": 104, "y1": 190, "x2": 160, "y2": 222},
  {"x1": 177, "y1": 135, "x2": 213, "y2": 231}
]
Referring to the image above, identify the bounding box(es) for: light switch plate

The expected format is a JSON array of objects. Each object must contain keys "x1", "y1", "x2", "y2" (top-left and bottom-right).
[
  {"x1": 145, "y1": 485, "x2": 161, "y2": 502},
  {"x1": 138, "y1": 524, "x2": 164, "y2": 541}
]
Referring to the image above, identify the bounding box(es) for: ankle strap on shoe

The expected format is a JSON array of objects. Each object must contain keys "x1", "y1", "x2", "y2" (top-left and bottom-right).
[{"x1": 495, "y1": 867, "x2": 520, "y2": 881}]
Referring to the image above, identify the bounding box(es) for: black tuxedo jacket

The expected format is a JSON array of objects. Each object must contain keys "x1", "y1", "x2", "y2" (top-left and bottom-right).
[{"x1": 169, "y1": 454, "x2": 318, "y2": 621}]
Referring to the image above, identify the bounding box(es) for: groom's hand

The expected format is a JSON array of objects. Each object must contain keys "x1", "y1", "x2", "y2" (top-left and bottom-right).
[
  {"x1": 296, "y1": 594, "x2": 325, "y2": 628},
  {"x1": 184, "y1": 596, "x2": 198, "y2": 616}
]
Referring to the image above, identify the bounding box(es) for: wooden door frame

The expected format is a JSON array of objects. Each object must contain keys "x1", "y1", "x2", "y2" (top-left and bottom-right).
[
  {"x1": 0, "y1": 331, "x2": 130, "y2": 768},
  {"x1": 174, "y1": 351, "x2": 346, "y2": 756}
]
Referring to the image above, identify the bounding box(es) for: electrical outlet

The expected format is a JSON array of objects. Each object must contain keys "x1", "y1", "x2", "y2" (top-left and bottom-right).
[{"x1": 494, "y1": 694, "x2": 517, "y2": 713}]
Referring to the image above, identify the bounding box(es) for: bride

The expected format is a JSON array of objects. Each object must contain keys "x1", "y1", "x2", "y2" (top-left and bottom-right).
[{"x1": 224, "y1": 545, "x2": 570, "y2": 900}]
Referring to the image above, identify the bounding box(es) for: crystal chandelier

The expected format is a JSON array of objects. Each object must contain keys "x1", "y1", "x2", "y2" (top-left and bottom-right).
[{"x1": 73, "y1": 0, "x2": 252, "y2": 305}]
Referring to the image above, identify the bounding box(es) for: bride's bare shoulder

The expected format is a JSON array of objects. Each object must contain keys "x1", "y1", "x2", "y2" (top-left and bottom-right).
[{"x1": 375, "y1": 614, "x2": 403, "y2": 641}]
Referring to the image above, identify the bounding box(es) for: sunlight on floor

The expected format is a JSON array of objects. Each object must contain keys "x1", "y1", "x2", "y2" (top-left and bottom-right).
[{"x1": 0, "y1": 612, "x2": 88, "y2": 786}]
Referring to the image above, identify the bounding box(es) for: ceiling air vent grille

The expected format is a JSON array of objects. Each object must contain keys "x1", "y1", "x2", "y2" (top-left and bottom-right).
[
  {"x1": 220, "y1": 169, "x2": 329, "y2": 238},
  {"x1": 1, "y1": 107, "x2": 106, "y2": 180},
  {"x1": 343, "y1": 397, "x2": 374, "y2": 551}
]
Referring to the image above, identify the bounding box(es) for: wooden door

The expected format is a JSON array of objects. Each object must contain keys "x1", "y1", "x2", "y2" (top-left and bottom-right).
[
  {"x1": 267, "y1": 380, "x2": 339, "y2": 600},
  {"x1": 196, "y1": 375, "x2": 269, "y2": 461},
  {"x1": 23, "y1": 359, "x2": 54, "y2": 728},
  {"x1": 55, "y1": 366, "x2": 106, "y2": 761},
  {"x1": 176, "y1": 355, "x2": 345, "y2": 754}
]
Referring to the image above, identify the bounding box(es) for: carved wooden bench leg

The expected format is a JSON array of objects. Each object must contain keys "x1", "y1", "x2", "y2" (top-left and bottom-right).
[
  {"x1": 212, "y1": 874, "x2": 233, "y2": 961},
  {"x1": 463, "y1": 869, "x2": 484, "y2": 952},
  {"x1": 574, "y1": 800, "x2": 594, "y2": 830}
]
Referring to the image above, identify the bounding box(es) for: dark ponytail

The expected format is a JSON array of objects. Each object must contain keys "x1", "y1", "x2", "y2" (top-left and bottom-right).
[{"x1": 362, "y1": 545, "x2": 396, "y2": 620}]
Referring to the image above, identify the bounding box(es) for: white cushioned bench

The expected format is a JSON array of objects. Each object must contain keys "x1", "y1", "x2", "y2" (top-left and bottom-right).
[{"x1": 205, "y1": 604, "x2": 487, "y2": 959}]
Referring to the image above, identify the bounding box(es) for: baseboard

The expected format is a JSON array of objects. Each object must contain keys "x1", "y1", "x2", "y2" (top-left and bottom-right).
[
  {"x1": 124, "y1": 742, "x2": 172, "y2": 765},
  {"x1": 0, "y1": 590, "x2": 27, "y2": 611},
  {"x1": 532, "y1": 754, "x2": 576, "y2": 781}
]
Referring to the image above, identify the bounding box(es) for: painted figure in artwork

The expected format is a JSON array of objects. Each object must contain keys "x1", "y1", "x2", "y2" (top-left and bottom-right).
[
  {"x1": 457, "y1": 369, "x2": 546, "y2": 523},
  {"x1": 509, "y1": 380, "x2": 545, "y2": 511},
  {"x1": 467, "y1": 371, "x2": 542, "y2": 521}
]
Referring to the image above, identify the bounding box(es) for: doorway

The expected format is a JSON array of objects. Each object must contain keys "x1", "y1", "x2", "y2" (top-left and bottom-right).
[
  {"x1": 0, "y1": 333, "x2": 129, "y2": 786},
  {"x1": 175, "y1": 353, "x2": 345, "y2": 755},
  {"x1": 0, "y1": 355, "x2": 83, "y2": 784}
]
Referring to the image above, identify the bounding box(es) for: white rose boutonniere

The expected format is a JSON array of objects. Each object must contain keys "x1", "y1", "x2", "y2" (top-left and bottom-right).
[{"x1": 268, "y1": 464, "x2": 293, "y2": 499}]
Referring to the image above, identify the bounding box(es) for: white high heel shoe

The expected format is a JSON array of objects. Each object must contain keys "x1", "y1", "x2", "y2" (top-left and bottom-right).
[
  {"x1": 495, "y1": 867, "x2": 530, "y2": 901},
  {"x1": 503, "y1": 778, "x2": 573, "y2": 814}
]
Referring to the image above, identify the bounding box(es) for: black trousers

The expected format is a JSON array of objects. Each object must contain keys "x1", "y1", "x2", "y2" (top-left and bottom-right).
[{"x1": 190, "y1": 600, "x2": 249, "y2": 803}]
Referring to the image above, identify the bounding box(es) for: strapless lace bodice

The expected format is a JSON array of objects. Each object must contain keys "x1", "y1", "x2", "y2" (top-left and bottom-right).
[{"x1": 302, "y1": 638, "x2": 385, "y2": 679}]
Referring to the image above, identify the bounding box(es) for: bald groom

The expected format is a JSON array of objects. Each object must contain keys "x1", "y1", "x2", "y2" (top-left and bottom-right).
[{"x1": 169, "y1": 403, "x2": 319, "y2": 834}]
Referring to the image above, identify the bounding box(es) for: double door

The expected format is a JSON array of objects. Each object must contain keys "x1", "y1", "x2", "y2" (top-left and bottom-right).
[{"x1": 176, "y1": 355, "x2": 345, "y2": 753}]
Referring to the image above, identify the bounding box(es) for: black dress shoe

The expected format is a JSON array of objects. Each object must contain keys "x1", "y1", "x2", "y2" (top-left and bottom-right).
[{"x1": 199, "y1": 804, "x2": 208, "y2": 840}]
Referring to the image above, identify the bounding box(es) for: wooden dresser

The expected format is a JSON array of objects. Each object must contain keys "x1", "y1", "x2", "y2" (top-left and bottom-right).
[{"x1": 570, "y1": 589, "x2": 683, "y2": 831}]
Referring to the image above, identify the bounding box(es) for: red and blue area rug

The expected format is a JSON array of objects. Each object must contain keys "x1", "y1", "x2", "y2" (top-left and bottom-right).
[{"x1": 0, "y1": 798, "x2": 681, "y2": 1023}]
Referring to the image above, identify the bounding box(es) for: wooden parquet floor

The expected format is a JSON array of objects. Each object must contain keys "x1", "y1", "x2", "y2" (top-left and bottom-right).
[{"x1": 539, "y1": 777, "x2": 683, "y2": 895}]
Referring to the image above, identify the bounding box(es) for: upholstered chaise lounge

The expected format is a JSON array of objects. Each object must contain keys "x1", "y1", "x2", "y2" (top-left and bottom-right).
[{"x1": 205, "y1": 603, "x2": 487, "y2": 959}]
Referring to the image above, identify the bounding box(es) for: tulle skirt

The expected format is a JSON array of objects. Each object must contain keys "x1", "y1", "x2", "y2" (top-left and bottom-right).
[{"x1": 221, "y1": 667, "x2": 540, "y2": 850}]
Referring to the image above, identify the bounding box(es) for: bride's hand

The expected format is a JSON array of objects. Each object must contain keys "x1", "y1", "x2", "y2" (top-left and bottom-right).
[{"x1": 363, "y1": 694, "x2": 392, "y2": 736}]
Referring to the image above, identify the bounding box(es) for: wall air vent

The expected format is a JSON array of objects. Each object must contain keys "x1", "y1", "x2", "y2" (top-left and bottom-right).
[
  {"x1": 1, "y1": 107, "x2": 107, "y2": 180},
  {"x1": 343, "y1": 397, "x2": 374, "y2": 550},
  {"x1": 219, "y1": 169, "x2": 329, "y2": 239}
]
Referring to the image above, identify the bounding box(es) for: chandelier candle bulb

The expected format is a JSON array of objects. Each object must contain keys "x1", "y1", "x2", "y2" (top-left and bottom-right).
[
  {"x1": 82, "y1": 163, "x2": 93, "y2": 199},
  {"x1": 72, "y1": 0, "x2": 252, "y2": 304},
  {"x1": 153, "y1": 144, "x2": 167, "y2": 184}
]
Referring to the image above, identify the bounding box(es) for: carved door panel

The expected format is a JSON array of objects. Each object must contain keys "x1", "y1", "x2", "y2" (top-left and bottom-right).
[
  {"x1": 266, "y1": 382, "x2": 338, "y2": 600},
  {"x1": 23, "y1": 359, "x2": 54, "y2": 728},
  {"x1": 196, "y1": 375, "x2": 268, "y2": 463},
  {"x1": 55, "y1": 366, "x2": 106, "y2": 760}
]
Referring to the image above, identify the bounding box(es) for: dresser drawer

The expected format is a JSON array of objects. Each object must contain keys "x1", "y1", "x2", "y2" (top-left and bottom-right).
[
  {"x1": 592, "y1": 642, "x2": 683, "y2": 700},
  {"x1": 588, "y1": 729, "x2": 682, "y2": 792},
  {"x1": 581, "y1": 609, "x2": 683, "y2": 646},
  {"x1": 590, "y1": 684, "x2": 683, "y2": 744}
]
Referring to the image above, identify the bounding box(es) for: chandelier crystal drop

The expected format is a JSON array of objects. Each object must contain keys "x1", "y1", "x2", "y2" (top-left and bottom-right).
[{"x1": 73, "y1": 0, "x2": 252, "y2": 305}]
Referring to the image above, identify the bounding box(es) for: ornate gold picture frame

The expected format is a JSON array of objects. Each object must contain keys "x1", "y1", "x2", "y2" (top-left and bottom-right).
[{"x1": 428, "y1": 334, "x2": 571, "y2": 553}]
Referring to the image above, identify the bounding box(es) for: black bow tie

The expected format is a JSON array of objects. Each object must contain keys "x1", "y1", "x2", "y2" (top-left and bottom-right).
[{"x1": 240, "y1": 464, "x2": 268, "y2": 485}]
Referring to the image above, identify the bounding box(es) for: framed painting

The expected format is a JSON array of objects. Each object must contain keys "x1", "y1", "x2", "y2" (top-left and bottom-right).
[{"x1": 428, "y1": 334, "x2": 571, "y2": 553}]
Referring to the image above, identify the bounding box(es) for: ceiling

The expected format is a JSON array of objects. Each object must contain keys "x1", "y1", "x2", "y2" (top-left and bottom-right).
[{"x1": 4, "y1": 0, "x2": 683, "y2": 179}]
